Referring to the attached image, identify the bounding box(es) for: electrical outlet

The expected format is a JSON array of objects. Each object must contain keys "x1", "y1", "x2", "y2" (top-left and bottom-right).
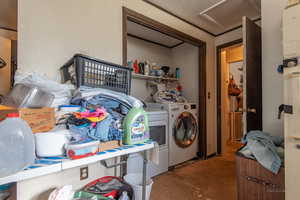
[{"x1": 80, "y1": 167, "x2": 88, "y2": 180}]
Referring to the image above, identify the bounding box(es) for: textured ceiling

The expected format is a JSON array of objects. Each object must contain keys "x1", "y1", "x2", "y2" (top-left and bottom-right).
[
  {"x1": 0, "y1": 0, "x2": 17, "y2": 30},
  {"x1": 127, "y1": 20, "x2": 182, "y2": 47},
  {"x1": 144, "y1": 0, "x2": 261, "y2": 35}
]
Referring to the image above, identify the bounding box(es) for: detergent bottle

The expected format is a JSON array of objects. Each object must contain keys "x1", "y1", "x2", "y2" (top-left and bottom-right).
[{"x1": 123, "y1": 107, "x2": 149, "y2": 145}]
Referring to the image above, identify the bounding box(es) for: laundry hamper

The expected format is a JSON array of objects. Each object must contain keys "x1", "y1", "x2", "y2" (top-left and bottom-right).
[
  {"x1": 236, "y1": 152, "x2": 285, "y2": 200},
  {"x1": 60, "y1": 54, "x2": 132, "y2": 94}
]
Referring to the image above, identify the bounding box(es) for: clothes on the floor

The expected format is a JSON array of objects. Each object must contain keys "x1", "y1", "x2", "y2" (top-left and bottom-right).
[{"x1": 239, "y1": 130, "x2": 284, "y2": 174}]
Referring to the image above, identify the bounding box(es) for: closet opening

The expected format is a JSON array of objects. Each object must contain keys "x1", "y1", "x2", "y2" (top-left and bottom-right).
[{"x1": 122, "y1": 7, "x2": 207, "y2": 159}]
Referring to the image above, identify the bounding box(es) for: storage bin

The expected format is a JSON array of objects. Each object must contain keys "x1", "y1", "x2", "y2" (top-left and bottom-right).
[
  {"x1": 60, "y1": 54, "x2": 132, "y2": 94},
  {"x1": 124, "y1": 173, "x2": 153, "y2": 200},
  {"x1": 236, "y1": 152, "x2": 285, "y2": 200}
]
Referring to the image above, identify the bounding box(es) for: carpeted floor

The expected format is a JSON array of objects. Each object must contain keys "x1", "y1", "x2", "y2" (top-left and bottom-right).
[{"x1": 150, "y1": 143, "x2": 242, "y2": 200}]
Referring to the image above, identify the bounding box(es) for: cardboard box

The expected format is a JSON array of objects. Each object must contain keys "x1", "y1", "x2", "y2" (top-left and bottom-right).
[
  {"x1": 99, "y1": 140, "x2": 122, "y2": 152},
  {"x1": 0, "y1": 106, "x2": 55, "y2": 133},
  {"x1": 19, "y1": 108, "x2": 55, "y2": 133}
]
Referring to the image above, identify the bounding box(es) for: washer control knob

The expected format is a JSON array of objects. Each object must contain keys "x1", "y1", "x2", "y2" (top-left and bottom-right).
[{"x1": 184, "y1": 105, "x2": 189, "y2": 110}]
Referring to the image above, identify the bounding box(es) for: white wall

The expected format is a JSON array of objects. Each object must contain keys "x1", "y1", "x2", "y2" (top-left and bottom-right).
[
  {"x1": 127, "y1": 36, "x2": 172, "y2": 100},
  {"x1": 172, "y1": 43, "x2": 199, "y2": 104},
  {"x1": 127, "y1": 36, "x2": 172, "y2": 66},
  {"x1": 18, "y1": 0, "x2": 123, "y2": 81},
  {"x1": 261, "y1": 0, "x2": 287, "y2": 136},
  {"x1": 0, "y1": 36, "x2": 11, "y2": 95}
]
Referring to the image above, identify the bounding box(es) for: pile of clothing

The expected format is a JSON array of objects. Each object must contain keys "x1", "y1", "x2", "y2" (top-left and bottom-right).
[
  {"x1": 239, "y1": 130, "x2": 284, "y2": 174},
  {"x1": 64, "y1": 87, "x2": 144, "y2": 143}
]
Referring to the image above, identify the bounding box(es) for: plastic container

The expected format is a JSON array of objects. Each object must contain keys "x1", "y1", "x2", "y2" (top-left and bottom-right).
[
  {"x1": 124, "y1": 173, "x2": 153, "y2": 200},
  {"x1": 60, "y1": 54, "x2": 132, "y2": 94},
  {"x1": 175, "y1": 68, "x2": 181, "y2": 79},
  {"x1": 35, "y1": 129, "x2": 71, "y2": 157},
  {"x1": 6, "y1": 83, "x2": 54, "y2": 108},
  {"x1": 0, "y1": 113, "x2": 35, "y2": 178},
  {"x1": 65, "y1": 140, "x2": 99, "y2": 160},
  {"x1": 123, "y1": 108, "x2": 149, "y2": 145}
]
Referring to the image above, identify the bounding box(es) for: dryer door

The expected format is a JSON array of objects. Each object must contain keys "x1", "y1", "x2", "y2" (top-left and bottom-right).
[{"x1": 173, "y1": 112, "x2": 198, "y2": 148}]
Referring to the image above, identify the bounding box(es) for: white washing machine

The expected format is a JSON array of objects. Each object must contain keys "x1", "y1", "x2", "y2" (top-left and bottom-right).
[{"x1": 167, "y1": 103, "x2": 199, "y2": 166}]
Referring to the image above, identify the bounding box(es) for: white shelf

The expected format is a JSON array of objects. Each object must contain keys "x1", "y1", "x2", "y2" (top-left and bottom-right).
[
  {"x1": 0, "y1": 162, "x2": 62, "y2": 185},
  {"x1": 0, "y1": 142, "x2": 155, "y2": 185},
  {"x1": 132, "y1": 73, "x2": 178, "y2": 81},
  {"x1": 62, "y1": 142, "x2": 154, "y2": 170}
]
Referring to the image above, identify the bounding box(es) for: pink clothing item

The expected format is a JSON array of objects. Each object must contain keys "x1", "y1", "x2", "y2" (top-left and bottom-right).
[{"x1": 79, "y1": 108, "x2": 107, "y2": 118}]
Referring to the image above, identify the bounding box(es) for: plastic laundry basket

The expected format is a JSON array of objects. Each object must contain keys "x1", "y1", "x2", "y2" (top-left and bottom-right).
[{"x1": 124, "y1": 173, "x2": 153, "y2": 200}]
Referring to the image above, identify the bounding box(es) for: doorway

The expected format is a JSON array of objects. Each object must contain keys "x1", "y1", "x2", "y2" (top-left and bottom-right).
[
  {"x1": 217, "y1": 39, "x2": 244, "y2": 155},
  {"x1": 0, "y1": 0, "x2": 18, "y2": 97},
  {"x1": 217, "y1": 17, "x2": 262, "y2": 155},
  {"x1": 122, "y1": 7, "x2": 207, "y2": 158}
]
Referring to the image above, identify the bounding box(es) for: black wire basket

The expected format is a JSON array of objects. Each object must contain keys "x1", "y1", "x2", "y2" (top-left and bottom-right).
[{"x1": 60, "y1": 54, "x2": 132, "y2": 94}]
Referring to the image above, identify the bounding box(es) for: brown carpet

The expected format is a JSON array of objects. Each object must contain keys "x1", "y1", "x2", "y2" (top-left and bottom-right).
[{"x1": 150, "y1": 144, "x2": 241, "y2": 200}]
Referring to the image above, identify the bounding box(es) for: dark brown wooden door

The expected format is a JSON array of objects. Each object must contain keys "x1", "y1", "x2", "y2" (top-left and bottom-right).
[{"x1": 242, "y1": 16, "x2": 262, "y2": 132}]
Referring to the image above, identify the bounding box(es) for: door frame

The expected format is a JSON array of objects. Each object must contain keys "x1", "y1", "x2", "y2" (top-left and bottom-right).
[
  {"x1": 122, "y1": 7, "x2": 208, "y2": 158},
  {"x1": 216, "y1": 39, "x2": 243, "y2": 155}
]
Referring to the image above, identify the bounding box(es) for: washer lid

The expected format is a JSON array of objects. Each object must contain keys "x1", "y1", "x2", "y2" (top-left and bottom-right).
[{"x1": 173, "y1": 112, "x2": 198, "y2": 148}]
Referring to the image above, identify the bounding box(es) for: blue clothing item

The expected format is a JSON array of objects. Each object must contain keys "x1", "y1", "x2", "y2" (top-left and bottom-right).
[
  {"x1": 108, "y1": 127, "x2": 123, "y2": 141},
  {"x1": 240, "y1": 130, "x2": 284, "y2": 174},
  {"x1": 72, "y1": 86, "x2": 144, "y2": 108},
  {"x1": 94, "y1": 115, "x2": 112, "y2": 141}
]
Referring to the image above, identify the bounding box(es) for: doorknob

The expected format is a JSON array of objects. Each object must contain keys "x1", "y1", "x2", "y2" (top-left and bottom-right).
[
  {"x1": 247, "y1": 108, "x2": 256, "y2": 113},
  {"x1": 242, "y1": 108, "x2": 257, "y2": 113}
]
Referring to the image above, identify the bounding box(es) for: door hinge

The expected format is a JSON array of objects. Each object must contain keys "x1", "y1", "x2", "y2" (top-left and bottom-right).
[
  {"x1": 278, "y1": 104, "x2": 293, "y2": 119},
  {"x1": 277, "y1": 57, "x2": 298, "y2": 73}
]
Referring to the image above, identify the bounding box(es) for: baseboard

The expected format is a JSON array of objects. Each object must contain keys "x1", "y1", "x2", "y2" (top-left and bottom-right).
[{"x1": 206, "y1": 153, "x2": 217, "y2": 159}]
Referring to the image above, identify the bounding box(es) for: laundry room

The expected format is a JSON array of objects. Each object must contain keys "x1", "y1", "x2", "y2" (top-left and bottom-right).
[
  {"x1": 2, "y1": 0, "x2": 296, "y2": 199},
  {"x1": 125, "y1": 15, "x2": 201, "y2": 176}
]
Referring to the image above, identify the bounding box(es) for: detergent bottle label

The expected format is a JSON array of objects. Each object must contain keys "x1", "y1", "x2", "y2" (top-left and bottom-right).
[{"x1": 131, "y1": 115, "x2": 148, "y2": 141}]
